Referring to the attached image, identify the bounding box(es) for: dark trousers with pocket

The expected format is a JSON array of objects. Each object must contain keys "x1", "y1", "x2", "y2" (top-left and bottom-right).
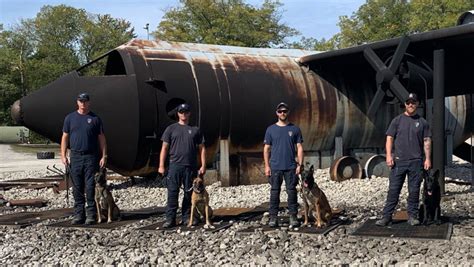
[
  {"x1": 70, "y1": 151, "x2": 98, "y2": 220},
  {"x1": 382, "y1": 159, "x2": 423, "y2": 219},
  {"x1": 166, "y1": 164, "x2": 197, "y2": 223},
  {"x1": 269, "y1": 169, "x2": 298, "y2": 217}
]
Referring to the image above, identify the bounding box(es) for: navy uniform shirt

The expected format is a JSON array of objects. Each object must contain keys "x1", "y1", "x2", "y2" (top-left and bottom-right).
[
  {"x1": 386, "y1": 113, "x2": 431, "y2": 161},
  {"x1": 62, "y1": 111, "x2": 104, "y2": 152},
  {"x1": 161, "y1": 123, "x2": 205, "y2": 167},
  {"x1": 264, "y1": 123, "x2": 303, "y2": 170}
]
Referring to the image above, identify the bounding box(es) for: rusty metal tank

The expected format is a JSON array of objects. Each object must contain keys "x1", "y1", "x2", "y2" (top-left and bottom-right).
[{"x1": 11, "y1": 39, "x2": 472, "y2": 182}]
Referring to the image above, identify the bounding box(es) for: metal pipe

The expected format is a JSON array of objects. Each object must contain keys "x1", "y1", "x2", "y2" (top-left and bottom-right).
[{"x1": 433, "y1": 49, "x2": 445, "y2": 195}]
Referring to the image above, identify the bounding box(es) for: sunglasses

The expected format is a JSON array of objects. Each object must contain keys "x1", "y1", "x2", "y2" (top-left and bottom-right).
[
  {"x1": 277, "y1": 109, "x2": 289, "y2": 114},
  {"x1": 178, "y1": 110, "x2": 190, "y2": 114},
  {"x1": 405, "y1": 101, "x2": 417, "y2": 106}
]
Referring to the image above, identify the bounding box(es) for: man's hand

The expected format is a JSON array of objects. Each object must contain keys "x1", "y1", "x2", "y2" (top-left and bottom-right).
[
  {"x1": 424, "y1": 159, "x2": 431, "y2": 170},
  {"x1": 265, "y1": 166, "x2": 271, "y2": 177},
  {"x1": 199, "y1": 165, "x2": 206, "y2": 176},
  {"x1": 99, "y1": 156, "x2": 107, "y2": 168},
  {"x1": 295, "y1": 165, "x2": 301, "y2": 175},
  {"x1": 386, "y1": 155, "x2": 394, "y2": 168},
  {"x1": 61, "y1": 155, "x2": 69, "y2": 166},
  {"x1": 158, "y1": 166, "x2": 166, "y2": 176}
]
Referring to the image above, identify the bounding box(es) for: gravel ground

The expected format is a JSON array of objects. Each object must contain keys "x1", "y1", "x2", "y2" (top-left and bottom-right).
[{"x1": 0, "y1": 148, "x2": 472, "y2": 265}]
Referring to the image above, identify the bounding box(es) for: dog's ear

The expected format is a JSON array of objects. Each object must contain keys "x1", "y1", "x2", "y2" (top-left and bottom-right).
[
  {"x1": 421, "y1": 169, "x2": 428, "y2": 179},
  {"x1": 309, "y1": 165, "x2": 314, "y2": 173}
]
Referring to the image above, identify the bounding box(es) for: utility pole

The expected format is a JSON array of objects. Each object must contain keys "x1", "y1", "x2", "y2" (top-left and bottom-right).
[{"x1": 144, "y1": 23, "x2": 150, "y2": 40}]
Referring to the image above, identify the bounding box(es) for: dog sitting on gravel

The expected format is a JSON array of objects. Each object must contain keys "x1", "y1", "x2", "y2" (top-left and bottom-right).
[
  {"x1": 298, "y1": 165, "x2": 333, "y2": 228},
  {"x1": 188, "y1": 175, "x2": 213, "y2": 228},
  {"x1": 94, "y1": 168, "x2": 121, "y2": 223},
  {"x1": 419, "y1": 169, "x2": 441, "y2": 225}
]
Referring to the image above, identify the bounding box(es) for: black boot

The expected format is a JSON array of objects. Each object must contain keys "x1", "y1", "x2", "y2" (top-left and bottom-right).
[{"x1": 268, "y1": 216, "x2": 278, "y2": 228}]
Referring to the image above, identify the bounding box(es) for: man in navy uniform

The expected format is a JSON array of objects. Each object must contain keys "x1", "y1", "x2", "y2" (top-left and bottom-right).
[
  {"x1": 158, "y1": 103, "x2": 206, "y2": 228},
  {"x1": 263, "y1": 102, "x2": 304, "y2": 228},
  {"x1": 61, "y1": 93, "x2": 107, "y2": 225},
  {"x1": 376, "y1": 93, "x2": 432, "y2": 226}
]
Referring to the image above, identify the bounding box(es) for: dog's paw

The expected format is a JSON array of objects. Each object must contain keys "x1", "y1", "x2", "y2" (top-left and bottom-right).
[{"x1": 204, "y1": 224, "x2": 215, "y2": 229}]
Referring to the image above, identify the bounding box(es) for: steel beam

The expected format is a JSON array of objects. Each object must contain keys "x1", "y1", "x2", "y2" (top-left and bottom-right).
[{"x1": 433, "y1": 49, "x2": 446, "y2": 195}]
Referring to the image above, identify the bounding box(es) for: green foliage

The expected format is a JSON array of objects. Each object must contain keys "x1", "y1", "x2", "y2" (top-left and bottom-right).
[
  {"x1": 154, "y1": 0, "x2": 299, "y2": 47},
  {"x1": 409, "y1": 0, "x2": 474, "y2": 32},
  {"x1": 0, "y1": 5, "x2": 135, "y2": 126},
  {"x1": 333, "y1": 0, "x2": 474, "y2": 49},
  {"x1": 289, "y1": 36, "x2": 338, "y2": 51},
  {"x1": 337, "y1": 0, "x2": 411, "y2": 48}
]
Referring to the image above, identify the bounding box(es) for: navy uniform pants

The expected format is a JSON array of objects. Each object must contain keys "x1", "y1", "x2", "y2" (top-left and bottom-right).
[
  {"x1": 166, "y1": 164, "x2": 197, "y2": 223},
  {"x1": 69, "y1": 151, "x2": 98, "y2": 220},
  {"x1": 382, "y1": 159, "x2": 423, "y2": 219},
  {"x1": 269, "y1": 169, "x2": 298, "y2": 217}
]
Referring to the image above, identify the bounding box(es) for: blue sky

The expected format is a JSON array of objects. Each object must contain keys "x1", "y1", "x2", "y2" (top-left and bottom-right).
[{"x1": 0, "y1": 0, "x2": 365, "y2": 41}]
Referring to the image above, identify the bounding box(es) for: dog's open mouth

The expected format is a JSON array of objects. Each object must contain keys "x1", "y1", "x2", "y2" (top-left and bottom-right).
[
  {"x1": 427, "y1": 191, "x2": 433, "y2": 196},
  {"x1": 303, "y1": 181, "x2": 308, "y2": 187}
]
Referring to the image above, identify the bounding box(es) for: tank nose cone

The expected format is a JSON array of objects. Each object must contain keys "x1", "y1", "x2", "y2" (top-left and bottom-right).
[{"x1": 11, "y1": 100, "x2": 23, "y2": 125}]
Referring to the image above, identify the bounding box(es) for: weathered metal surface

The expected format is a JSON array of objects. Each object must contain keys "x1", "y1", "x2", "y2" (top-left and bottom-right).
[
  {"x1": 0, "y1": 208, "x2": 73, "y2": 228},
  {"x1": 362, "y1": 155, "x2": 390, "y2": 178},
  {"x1": 47, "y1": 206, "x2": 165, "y2": 230},
  {"x1": 329, "y1": 156, "x2": 363, "y2": 182},
  {"x1": 352, "y1": 219, "x2": 452, "y2": 240},
  {"x1": 12, "y1": 37, "x2": 472, "y2": 185},
  {"x1": 8, "y1": 198, "x2": 47, "y2": 207}
]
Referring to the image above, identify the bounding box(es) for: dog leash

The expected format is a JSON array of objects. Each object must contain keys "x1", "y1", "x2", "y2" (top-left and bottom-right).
[{"x1": 65, "y1": 164, "x2": 71, "y2": 207}]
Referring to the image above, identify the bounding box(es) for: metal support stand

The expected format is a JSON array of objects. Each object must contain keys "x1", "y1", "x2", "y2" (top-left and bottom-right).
[
  {"x1": 219, "y1": 139, "x2": 230, "y2": 186},
  {"x1": 433, "y1": 49, "x2": 446, "y2": 195},
  {"x1": 470, "y1": 93, "x2": 473, "y2": 188},
  {"x1": 334, "y1": 136, "x2": 343, "y2": 160},
  {"x1": 446, "y1": 131, "x2": 453, "y2": 166}
]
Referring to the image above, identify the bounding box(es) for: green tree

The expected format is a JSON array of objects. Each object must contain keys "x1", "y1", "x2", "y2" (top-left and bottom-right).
[
  {"x1": 333, "y1": 0, "x2": 474, "y2": 49},
  {"x1": 81, "y1": 14, "x2": 135, "y2": 63},
  {"x1": 337, "y1": 0, "x2": 411, "y2": 48},
  {"x1": 409, "y1": 0, "x2": 474, "y2": 32},
  {"x1": 289, "y1": 36, "x2": 339, "y2": 51},
  {"x1": 154, "y1": 0, "x2": 299, "y2": 47},
  {"x1": 0, "y1": 5, "x2": 135, "y2": 126}
]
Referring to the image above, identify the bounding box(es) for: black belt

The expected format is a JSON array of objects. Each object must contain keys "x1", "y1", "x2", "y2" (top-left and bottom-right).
[{"x1": 71, "y1": 150, "x2": 96, "y2": 155}]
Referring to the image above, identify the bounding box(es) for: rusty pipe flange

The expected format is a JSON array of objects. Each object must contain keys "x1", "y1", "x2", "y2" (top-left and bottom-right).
[
  {"x1": 329, "y1": 156, "x2": 363, "y2": 182},
  {"x1": 364, "y1": 155, "x2": 390, "y2": 178}
]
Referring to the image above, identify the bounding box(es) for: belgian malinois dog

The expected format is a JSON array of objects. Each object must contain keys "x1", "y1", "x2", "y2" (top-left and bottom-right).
[
  {"x1": 94, "y1": 168, "x2": 121, "y2": 223},
  {"x1": 299, "y1": 165, "x2": 333, "y2": 228},
  {"x1": 188, "y1": 175, "x2": 213, "y2": 228}
]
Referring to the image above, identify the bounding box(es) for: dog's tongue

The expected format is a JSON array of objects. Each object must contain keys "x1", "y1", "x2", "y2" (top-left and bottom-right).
[
  {"x1": 428, "y1": 191, "x2": 432, "y2": 196},
  {"x1": 304, "y1": 182, "x2": 308, "y2": 187}
]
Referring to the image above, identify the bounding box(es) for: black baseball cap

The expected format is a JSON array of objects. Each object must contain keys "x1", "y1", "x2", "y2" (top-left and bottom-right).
[
  {"x1": 405, "y1": 93, "x2": 418, "y2": 103},
  {"x1": 77, "y1": 92, "x2": 90, "y2": 101},
  {"x1": 276, "y1": 102, "x2": 289, "y2": 110},
  {"x1": 177, "y1": 103, "x2": 190, "y2": 112}
]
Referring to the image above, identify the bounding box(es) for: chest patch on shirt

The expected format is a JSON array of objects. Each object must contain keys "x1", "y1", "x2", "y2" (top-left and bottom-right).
[
  {"x1": 288, "y1": 131, "x2": 293, "y2": 137},
  {"x1": 87, "y1": 118, "x2": 92, "y2": 124},
  {"x1": 188, "y1": 129, "x2": 192, "y2": 134},
  {"x1": 415, "y1": 122, "x2": 420, "y2": 128}
]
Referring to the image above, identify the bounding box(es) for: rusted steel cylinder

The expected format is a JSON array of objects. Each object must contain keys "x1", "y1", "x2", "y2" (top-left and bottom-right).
[{"x1": 11, "y1": 39, "x2": 472, "y2": 177}]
